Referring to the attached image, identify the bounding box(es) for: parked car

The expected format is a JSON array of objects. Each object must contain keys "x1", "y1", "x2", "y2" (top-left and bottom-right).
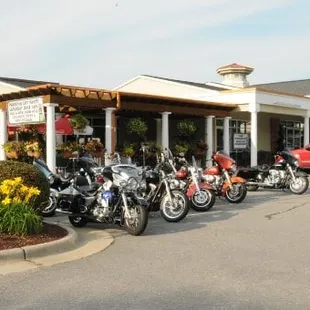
[{"x1": 290, "y1": 144, "x2": 310, "y2": 169}]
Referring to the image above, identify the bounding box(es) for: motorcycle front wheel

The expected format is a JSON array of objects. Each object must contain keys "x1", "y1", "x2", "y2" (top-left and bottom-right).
[
  {"x1": 124, "y1": 204, "x2": 148, "y2": 236},
  {"x1": 225, "y1": 183, "x2": 247, "y2": 203},
  {"x1": 191, "y1": 189, "x2": 216, "y2": 212},
  {"x1": 289, "y1": 176, "x2": 309, "y2": 194},
  {"x1": 41, "y1": 195, "x2": 57, "y2": 217},
  {"x1": 160, "y1": 190, "x2": 190, "y2": 222}
]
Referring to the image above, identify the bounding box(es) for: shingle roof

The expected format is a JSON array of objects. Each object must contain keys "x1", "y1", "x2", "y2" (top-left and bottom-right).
[
  {"x1": 255, "y1": 79, "x2": 310, "y2": 96},
  {"x1": 0, "y1": 77, "x2": 58, "y2": 89},
  {"x1": 142, "y1": 74, "x2": 230, "y2": 91}
]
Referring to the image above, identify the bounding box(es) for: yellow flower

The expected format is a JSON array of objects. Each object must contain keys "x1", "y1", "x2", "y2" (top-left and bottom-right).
[
  {"x1": 29, "y1": 187, "x2": 40, "y2": 196},
  {"x1": 14, "y1": 177, "x2": 22, "y2": 184},
  {"x1": 20, "y1": 185, "x2": 29, "y2": 193},
  {"x1": 0, "y1": 184, "x2": 10, "y2": 195},
  {"x1": 2, "y1": 197, "x2": 11, "y2": 205}
]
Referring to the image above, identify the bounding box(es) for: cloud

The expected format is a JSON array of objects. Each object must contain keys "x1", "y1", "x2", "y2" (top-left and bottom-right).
[{"x1": 0, "y1": 0, "x2": 305, "y2": 89}]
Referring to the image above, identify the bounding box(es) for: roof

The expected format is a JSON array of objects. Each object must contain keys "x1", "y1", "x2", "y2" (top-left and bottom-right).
[
  {"x1": 0, "y1": 77, "x2": 58, "y2": 89},
  {"x1": 216, "y1": 63, "x2": 254, "y2": 76},
  {"x1": 0, "y1": 83, "x2": 116, "y2": 110},
  {"x1": 142, "y1": 74, "x2": 232, "y2": 91},
  {"x1": 254, "y1": 79, "x2": 310, "y2": 96},
  {"x1": 217, "y1": 63, "x2": 253, "y2": 70}
]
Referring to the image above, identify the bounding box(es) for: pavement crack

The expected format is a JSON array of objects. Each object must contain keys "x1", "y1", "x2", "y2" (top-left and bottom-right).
[{"x1": 265, "y1": 202, "x2": 307, "y2": 220}]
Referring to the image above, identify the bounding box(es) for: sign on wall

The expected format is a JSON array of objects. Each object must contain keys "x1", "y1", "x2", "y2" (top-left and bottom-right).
[
  {"x1": 233, "y1": 133, "x2": 249, "y2": 149},
  {"x1": 8, "y1": 97, "x2": 45, "y2": 125}
]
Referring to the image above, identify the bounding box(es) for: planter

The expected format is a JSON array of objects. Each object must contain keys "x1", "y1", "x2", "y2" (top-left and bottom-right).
[
  {"x1": 89, "y1": 151, "x2": 104, "y2": 158},
  {"x1": 5, "y1": 150, "x2": 20, "y2": 159},
  {"x1": 121, "y1": 156, "x2": 132, "y2": 164},
  {"x1": 61, "y1": 151, "x2": 78, "y2": 159}
]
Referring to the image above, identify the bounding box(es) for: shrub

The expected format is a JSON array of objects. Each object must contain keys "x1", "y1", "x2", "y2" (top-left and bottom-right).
[
  {"x1": 0, "y1": 161, "x2": 50, "y2": 212},
  {"x1": 126, "y1": 117, "x2": 148, "y2": 139},
  {"x1": 177, "y1": 120, "x2": 197, "y2": 137}
]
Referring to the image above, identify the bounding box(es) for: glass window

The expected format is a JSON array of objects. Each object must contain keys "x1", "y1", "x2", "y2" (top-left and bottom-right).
[{"x1": 280, "y1": 120, "x2": 304, "y2": 149}]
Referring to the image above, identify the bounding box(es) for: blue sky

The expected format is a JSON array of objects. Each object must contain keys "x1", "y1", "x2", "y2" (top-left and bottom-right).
[{"x1": 0, "y1": 0, "x2": 309, "y2": 89}]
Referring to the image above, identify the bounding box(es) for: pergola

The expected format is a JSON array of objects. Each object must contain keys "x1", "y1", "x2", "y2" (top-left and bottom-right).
[{"x1": 0, "y1": 83, "x2": 237, "y2": 171}]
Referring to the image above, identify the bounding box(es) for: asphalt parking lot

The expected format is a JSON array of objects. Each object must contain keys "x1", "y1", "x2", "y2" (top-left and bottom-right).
[{"x1": 1, "y1": 188, "x2": 310, "y2": 309}]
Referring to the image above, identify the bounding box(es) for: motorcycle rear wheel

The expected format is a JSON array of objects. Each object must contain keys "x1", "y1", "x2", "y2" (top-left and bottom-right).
[
  {"x1": 225, "y1": 183, "x2": 247, "y2": 203},
  {"x1": 124, "y1": 204, "x2": 148, "y2": 236},
  {"x1": 68, "y1": 216, "x2": 88, "y2": 227},
  {"x1": 160, "y1": 190, "x2": 190, "y2": 222},
  {"x1": 289, "y1": 176, "x2": 309, "y2": 195},
  {"x1": 191, "y1": 189, "x2": 216, "y2": 212}
]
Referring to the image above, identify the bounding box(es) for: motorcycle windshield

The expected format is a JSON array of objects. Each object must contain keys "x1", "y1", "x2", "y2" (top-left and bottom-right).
[
  {"x1": 33, "y1": 158, "x2": 53, "y2": 178},
  {"x1": 112, "y1": 165, "x2": 142, "y2": 180},
  {"x1": 278, "y1": 151, "x2": 298, "y2": 166},
  {"x1": 112, "y1": 165, "x2": 143, "y2": 190}
]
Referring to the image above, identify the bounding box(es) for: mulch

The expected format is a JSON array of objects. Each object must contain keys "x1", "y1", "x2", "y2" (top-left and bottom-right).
[{"x1": 0, "y1": 222, "x2": 68, "y2": 251}]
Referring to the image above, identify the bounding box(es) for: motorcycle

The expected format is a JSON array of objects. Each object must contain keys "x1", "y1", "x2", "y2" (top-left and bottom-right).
[
  {"x1": 33, "y1": 157, "x2": 96, "y2": 217},
  {"x1": 202, "y1": 151, "x2": 247, "y2": 203},
  {"x1": 57, "y1": 163, "x2": 149, "y2": 236},
  {"x1": 143, "y1": 152, "x2": 190, "y2": 222},
  {"x1": 174, "y1": 156, "x2": 216, "y2": 212},
  {"x1": 236, "y1": 150, "x2": 309, "y2": 194}
]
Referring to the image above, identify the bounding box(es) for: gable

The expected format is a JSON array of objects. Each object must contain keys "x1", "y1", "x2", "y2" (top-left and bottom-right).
[
  {"x1": 0, "y1": 81, "x2": 24, "y2": 95},
  {"x1": 114, "y1": 75, "x2": 221, "y2": 100}
]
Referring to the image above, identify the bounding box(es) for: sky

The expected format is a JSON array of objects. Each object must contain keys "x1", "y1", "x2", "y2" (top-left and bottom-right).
[{"x1": 0, "y1": 0, "x2": 309, "y2": 89}]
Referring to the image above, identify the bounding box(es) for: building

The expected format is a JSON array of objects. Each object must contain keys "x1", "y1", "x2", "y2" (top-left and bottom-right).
[
  {"x1": 1, "y1": 64, "x2": 310, "y2": 172},
  {"x1": 114, "y1": 63, "x2": 310, "y2": 167}
]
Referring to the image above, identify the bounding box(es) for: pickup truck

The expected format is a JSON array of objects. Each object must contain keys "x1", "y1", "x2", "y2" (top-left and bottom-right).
[{"x1": 290, "y1": 144, "x2": 310, "y2": 169}]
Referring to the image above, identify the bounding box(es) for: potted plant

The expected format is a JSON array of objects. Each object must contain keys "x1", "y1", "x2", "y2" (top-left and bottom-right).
[
  {"x1": 121, "y1": 143, "x2": 135, "y2": 164},
  {"x1": 177, "y1": 119, "x2": 197, "y2": 137},
  {"x1": 126, "y1": 117, "x2": 148, "y2": 141},
  {"x1": 174, "y1": 141, "x2": 189, "y2": 156},
  {"x1": 24, "y1": 141, "x2": 43, "y2": 158},
  {"x1": 69, "y1": 114, "x2": 89, "y2": 131},
  {"x1": 3, "y1": 141, "x2": 25, "y2": 159},
  {"x1": 193, "y1": 139, "x2": 208, "y2": 159},
  {"x1": 58, "y1": 142, "x2": 82, "y2": 158},
  {"x1": 85, "y1": 140, "x2": 104, "y2": 157}
]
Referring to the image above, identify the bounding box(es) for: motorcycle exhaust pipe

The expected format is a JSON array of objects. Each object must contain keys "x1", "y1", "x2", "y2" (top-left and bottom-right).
[
  {"x1": 55, "y1": 208, "x2": 72, "y2": 215},
  {"x1": 246, "y1": 182, "x2": 274, "y2": 187}
]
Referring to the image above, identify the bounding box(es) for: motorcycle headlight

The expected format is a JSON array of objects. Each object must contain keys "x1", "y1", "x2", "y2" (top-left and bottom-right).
[{"x1": 230, "y1": 164, "x2": 237, "y2": 173}]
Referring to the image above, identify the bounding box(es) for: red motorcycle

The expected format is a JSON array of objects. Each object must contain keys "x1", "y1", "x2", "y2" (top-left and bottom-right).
[
  {"x1": 202, "y1": 151, "x2": 247, "y2": 203},
  {"x1": 174, "y1": 156, "x2": 216, "y2": 212}
]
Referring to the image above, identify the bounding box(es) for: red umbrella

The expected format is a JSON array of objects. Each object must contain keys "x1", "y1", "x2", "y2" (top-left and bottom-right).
[{"x1": 37, "y1": 114, "x2": 73, "y2": 135}]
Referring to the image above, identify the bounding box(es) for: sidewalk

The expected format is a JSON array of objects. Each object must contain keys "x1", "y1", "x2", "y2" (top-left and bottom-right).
[{"x1": 0, "y1": 217, "x2": 114, "y2": 276}]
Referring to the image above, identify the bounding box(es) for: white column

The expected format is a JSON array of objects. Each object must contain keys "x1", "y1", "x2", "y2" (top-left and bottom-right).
[
  {"x1": 0, "y1": 109, "x2": 7, "y2": 161},
  {"x1": 161, "y1": 112, "x2": 171, "y2": 150},
  {"x1": 205, "y1": 115, "x2": 215, "y2": 167},
  {"x1": 155, "y1": 118, "x2": 162, "y2": 146},
  {"x1": 105, "y1": 108, "x2": 116, "y2": 153},
  {"x1": 249, "y1": 103, "x2": 260, "y2": 167},
  {"x1": 304, "y1": 110, "x2": 310, "y2": 146},
  {"x1": 223, "y1": 116, "x2": 231, "y2": 155},
  {"x1": 44, "y1": 103, "x2": 58, "y2": 173}
]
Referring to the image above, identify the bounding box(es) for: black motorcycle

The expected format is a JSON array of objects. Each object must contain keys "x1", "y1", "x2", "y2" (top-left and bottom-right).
[
  {"x1": 33, "y1": 157, "x2": 95, "y2": 217},
  {"x1": 56, "y1": 163, "x2": 149, "y2": 236},
  {"x1": 237, "y1": 150, "x2": 309, "y2": 194},
  {"x1": 142, "y1": 154, "x2": 190, "y2": 222}
]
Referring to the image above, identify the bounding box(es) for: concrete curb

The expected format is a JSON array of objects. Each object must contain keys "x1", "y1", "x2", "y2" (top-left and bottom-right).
[
  {"x1": 23, "y1": 223, "x2": 78, "y2": 260},
  {"x1": 0, "y1": 222, "x2": 78, "y2": 264}
]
